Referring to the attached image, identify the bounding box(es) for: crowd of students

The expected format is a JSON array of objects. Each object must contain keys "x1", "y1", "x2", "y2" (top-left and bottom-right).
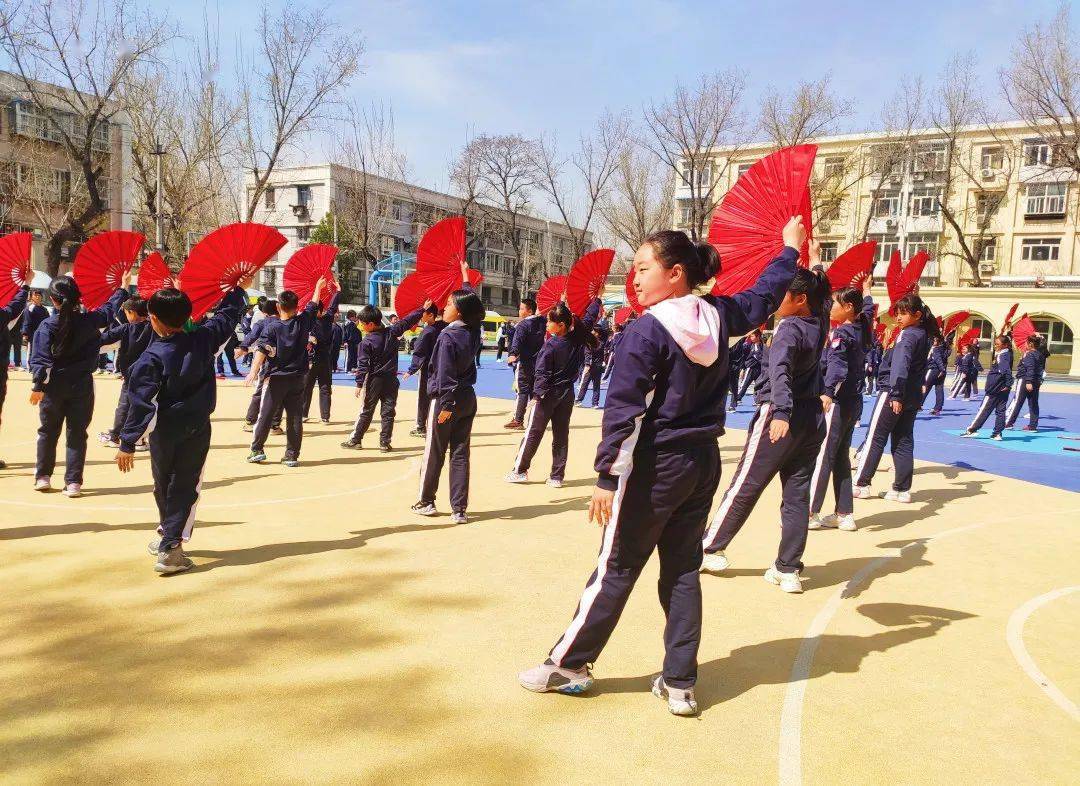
[{"x1": 0, "y1": 218, "x2": 1055, "y2": 716}]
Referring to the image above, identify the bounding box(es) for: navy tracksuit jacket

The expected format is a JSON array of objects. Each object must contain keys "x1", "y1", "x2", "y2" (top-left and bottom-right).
[
  {"x1": 547, "y1": 246, "x2": 797, "y2": 690},
  {"x1": 100, "y1": 319, "x2": 155, "y2": 441},
  {"x1": 347, "y1": 307, "x2": 422, "y2": 446},
  {"x1": 29, "y1": 288, "x2": 127, "y2": 485},
  {"x1": 407, "y1": 318, "x2": 448, "y2": 432},
  {"x1": 302, "y1": 295, "x2": 341, "y2": 422},
  {"x1": 513, "y1": 299, "x2": 601, "y2": 480},
  {"x1": 20, "y1": 303, "x2": 49, "y2": 365},
  {"x1": 120, "y1": 287, "x2": 246, "y2": 550},
  {"x1": 855, "y1": 324, "x2": 930, "y2": 493},
  {"x1": 953, "y1": 352, "x2": 982, "y2": 398},
  {"x1": 343, "y1": 322, "x2": 362, "y2": 370},
  {"x1": 1005, "y1": 349, "x2": 1045, "y2": 428},
  {"x1": 509, "y1": 313, "x2": 546, "y2": 422},
  {"x1": 968, "y1": 347, "x2": 1014, "y2": 436},
  {"x1": 810, "y1": 297, "x2": 875, "y2": 516},
  {"x1": 921, "y1": 343, "x2": 949, "y2": 411},
  {"x1": 864, "y1": 343, "x2": 882, "y2": 394},
  {"x1": 242, "y1": 316, "x2": 280, "y2": 426},
  {"x1": 732, "y1": 340, "x2": 763, "y2": 405}
]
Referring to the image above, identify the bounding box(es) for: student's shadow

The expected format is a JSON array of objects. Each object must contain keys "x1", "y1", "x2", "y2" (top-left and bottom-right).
[
  {"x1": 467, "y1": 497, "x2": 591, "y2": 523},
  {"x1": 298, "y1": 448, "x2": 424, "y2": 468},
  {"x1": 80, "y1": 475, "x2": 256, "y2": 497},
  {"x1": 0, "y1": 520, "x2": 241, "y2": 541},
  {"x1": 855, "y1": 479, "x2": 989, "y2": 532},
  {"x1": 591, "y1": 602, "x2": 975, "y2": 713}
]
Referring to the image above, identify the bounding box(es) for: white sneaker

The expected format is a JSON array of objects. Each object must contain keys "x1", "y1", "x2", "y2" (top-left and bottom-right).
[
  {"x1": 34, "y1": 477, "x2": 51, "y2": 492},
  {"x1": 546, "y1": 477, "x2": 563, "y2": 488},
  {"x1": 451, "y1": 510, "x2": 468, "y2": 525},
  {"x1": 504, "y1": 471, "x2": 528, "y2": 483},
  {"x1": 835, "y1": 513, "x2": 857, "y2": 531},
  {"x1": 700, "y1": 551, "x2": 729, "y2": 573},
  {"x1": 764, "y1": 566, "x2": 803, "y2": 593},
  {"x1": 852, "y1": 485, "x2": 874, "y2": 499},
  {"x1": 410, "y1": 502, "x2": 437, "y2": 517},
  {"x1": 961, "y1": 430, "x2": 976, "y2": 438},
  {"x1": 518, "y1": 662, "x2": 593, "y2": 694},
  {"x1": 62, "y1": 483, "x2": 82, "y2": 498},
  {"x1": 808, "y1": 513, "x2": 830, "y2": 530},
  {"x1": 882, "y1": 490, "x2": 912, "y2": 503},
  {"x1": 652, "y1": 676, "x2": 698, "y2": 716}
]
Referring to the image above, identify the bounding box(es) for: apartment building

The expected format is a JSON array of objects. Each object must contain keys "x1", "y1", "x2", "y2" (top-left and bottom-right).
[
  {"x1": 246, "y1": 164, "x2": 591, "y2": 315},
  {"x1": 0, "y1": 70, "x2": 133, "y2": 271},
  {"x1": 679, "y1": 122, "x2": 1080, "y2": 374}
]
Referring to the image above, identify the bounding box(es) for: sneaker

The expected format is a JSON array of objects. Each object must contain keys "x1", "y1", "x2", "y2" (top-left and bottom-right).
[
  {"x1": 270, "y1": 427, "x2": 285, "y2": 436},
  {"x1": 546, "y1": 477, "x2": 563, "y2": 488},
  {"x1": 764, "y1": 566, "x2": 803, "y2": 593},
  {"x1": 282, "y1": 458, "x2": 299, "y2": 468},
  {"x1": 101, "y1": 437, "x2": 120, "y2": 449},
  {"x1": 134, "y1": 441, "x2": 149, "y2": 453},
  {"x1": 379, "y1": 443, "x2": 392, "y2": 453},
  {"x1": 411, "y1": 501, "x2": 437, "y2": 517},
  {"x1": 577, "y1": 402, "x2": 592, "y2": 408},
  {"x1": 451, "y1": 510, "x2": 468, "y2": 525},
  {"x1": 700, "y1": 551, "x2": 729, "y2": 573},
  {"x1": 215, "y1": 373, "x2": 226, "y2": 380},
  {"x1": 930, "y1": 409, "x2": 941, "y2": 416},
  {"x1": 247, "y1": 451, "x2": 267, "y2": 463},
  {"x1": 835, "y1": 513, "x2": 857, "y2": 531},
  {"x1": 62, "y1": 483, "x2": 82, "y2": 498},
  {"x1": 320, "y1": 419, "x2": 331, "y2": 425},
  {"x1": 97, "y1": 431, "x2": 115, "y2": 445},
  {"x1": 808, "y1": 513, "x2": 829, "y2": 530},
  {"x1": 518, "y1": 662, "x2": 593, "y2": 695},
  {"x1": 651, "y1": 676, "x2": 698, "y2": 717},
  {"x1": 882, "y1": 489, "x2": 912, "y2": 503},
  {"x1": 727, "y1": 406, "x2": 737, "y2": 413},
  {"x1": 961, "y1": 430, "x2": 977, "y2": 438},
  {"x1": 505, "y1": 471, "x2": 528, "y2": 484},
  {"x1": 155, "y1": 545, "x2": 194, "y2": 574},
  {"x1": 147, "y1": 540, "x2": 161, "y2": 557},
  {"x1": 852, "y1": 485, "x2": 874, "y2": 499},
  {"x1": 302, "y1": 417, "x2": 312, "y2": 424},
  {"x1": 1022, "y1": 425, "x2": 1038, "y2": 432},
  {"x1": 409, "y1": 428, "x2": 426, "y2": 438},
  {"x1": 34, "y1": 477, "x2": 51, "y2": 492},
  {"x1": 340, "y1": 439, "x2": 362, "y2": 450},
  {"x1": 991, "y1": 434, "x2": 1003, "y2": 441},
  {"x1": 241, "y1": 423, "x2": 254, "y2": 432},
  {"x1": 503, "y1": 419, "x2": 523, "y2": 430}
]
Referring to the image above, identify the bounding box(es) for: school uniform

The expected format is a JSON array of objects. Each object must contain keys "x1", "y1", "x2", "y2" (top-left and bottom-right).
[
  {"x1": 1005, "y1": 349, "x2": 1045, "y2": 429},
  {"x1": 575, "y1": 332, "x2": 606, "y2": 408},
  {"x1": 921, "y1": 343, "x2": 949, "y2": 412},
  {"x1": 810, "y1": 297, "x2": 874, "y2": 516},
  {"x1": 20, "y1": 302, "x2": 49, "y2": 368},
  {"x1": 725, "y1": 338, "x2": 747, "y2": 409},
  {"x1": 348, "y1": 308, "x2": 423, "y2": 447},
  {"x1": 0, "y1": 288, "x2": 29, "y2": 435},
  {"x1": 495, "y1": 324, "x2": 508, "y2": 361},
  {"x1": 241, "y1": 316, "x2": 281, "y2": 427},
  {"x1": 250, "y1": 301, "x2": 322, "y2": 461},
  {"x1": 330, "y1": 322, "x2": 344, "y2": 371},
  {"x1": 515, "y1": 300, "x2": 602, "y2": 480},
  {"x1": 100, "y1": 319, "x2": 155, "y2": 441},
  {"x1": 864, "y1": 343, "x2": 882, "y2": 395},
  {"x1": 853, "y1": 325, "x2": 930, "y2": 493},
  {"x1": 967, "y1": 347, "x2": 1013, "y2": 437},
  {"x1": 120, "y1": 288, "x2": 246, "y2": 550},
  {"x1": 215, "y1": 328, "x2": 241, "y2": 376},
  {"x1": 343, "y1": 321, "x2": 362, "y2": 371},
  {"x1": 417, "y1": 319, "x2": 482, "y2": 513},
  {"x1": 29, "y1": 288, "x2": 127, "y2": 485},
  {"x1": 602, "y1": 330, "x2": 622, "y2": 382},
  {"x1": 8, "y1": 322, "x2": 22, "y2": 366},
  {"x1": 954, "y1": 353, "x2": 982, "y2": 399},
  {"x1": 732, "y1": 341, "x2": 763, "y2": 406},
  {"x1": 407, "y1": 318, "x2": 448, "y2": 434},
  {"x1": 509, "y1": 313, "x2": 546, "y2": 423},
  {"x1": 302, "y1": 294, "x2": 341, "y2": 422},
  {"x1": 547, "y1": 247, "x2": 797, "y2": 690}
]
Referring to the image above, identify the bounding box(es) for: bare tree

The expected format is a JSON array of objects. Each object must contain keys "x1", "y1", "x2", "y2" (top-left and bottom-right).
[
  {"x1": 758, "y1": 74, "x2": 855, "y2": 149},
  {"x1": 1001, "y1": 4, "x2": 1080, "y2": 174},
  {"x1": 238, "y1": 3, "x2": 362, "y2": 222},
  {"x1": 642, "y1": 70, "x2": 747, "y2": 240},
  {"x1": 533, "y1": 110, "x2": 629, "y2": 259},
  {"x1": 0, "y1": 0, "x2": 172, "y2": 274},
  {"x1": 598, "y1": 138, "x2": 674, "y2": 256}
]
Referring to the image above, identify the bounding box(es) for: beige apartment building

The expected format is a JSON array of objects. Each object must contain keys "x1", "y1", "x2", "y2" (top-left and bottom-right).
[
  {"x1": 679, "y1": 122, "x2": 1080, "y2": 374},
  {"x1": 0, "y1": 71, "x2": 133, "y2": 272}
]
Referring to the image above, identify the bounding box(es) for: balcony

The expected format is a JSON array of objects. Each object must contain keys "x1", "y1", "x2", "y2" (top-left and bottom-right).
[{"x1": 1023, "y1": 195, "x2": 1066, "y2": 221}]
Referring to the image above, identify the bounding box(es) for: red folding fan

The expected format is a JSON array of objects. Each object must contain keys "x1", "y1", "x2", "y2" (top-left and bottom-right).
[
  {"x1": 393, "y1": 267, "x2": 483, "y2": 316},
  {"x1": 826, "y1": 241, "x2": 877, "y2": 290},
  {"x1": 942, "y1": 311, "x2": 970, "y2": 338},
  {"x1": 415, "y1": 216, "x2": 466, "y2": 273},
  {"x1": 180, "y1": 223, "x2": 287, "y2": 320},
  {"x1": 1012, "y1": 315, "x2": 1037, "y2": 348},
  {"x1": 614, "y1": 306, "x2": 634, "y2": 326},
  {"x1": 283, "y1": 244, "x2": 339, "y2": 309},
  {"x1": 873, "y1": 321, "x2": 887, "y2": 345},
  {"x1": 536, "y1": 275, "x2": 567, "y2": 315},
  {"x1": 136, "y1": 252, "x2": 175, "y2": 299},
  {"x1": 708, "y1": 144, "x2": 816, "y2": 296},
  {"x1": 0, "y1": 232, "x2": 33, "y2": 308},
  {"x1": 884, "y1": 324, "x2": 901, "y2": 348},
  {"x1": 1002, "y1": 302, "x2": 1020, "y2": 330},
  {"x1": 957, "y1": 326, "x2": 981, "y2": 351},
  {"x1": 887, "y1": 251, "x2": 930, "y2": 311},
  {"x1": 72, "y1": 230, "x2": 144, "y2": 310},
  {"x1": 624, "y1": 267, "x2": 642, "y2": 314},
  {"x1": 565, "y1": 249, "x2": 615, "y2": 317}
]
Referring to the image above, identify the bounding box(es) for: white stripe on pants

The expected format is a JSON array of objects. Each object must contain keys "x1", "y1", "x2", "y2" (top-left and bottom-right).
[
  {"x1": 702, "y1": 404, "x2": 769, "y2": 548},
  {"x1": 808, "y1": 405, "x2": 838, "y2": 505},
  {"x1": 854, "y1": 392, "x2": 888, "y2": 481},
  {"x1": 418, "y1": 401, "x2": 438, "y2": 496}
]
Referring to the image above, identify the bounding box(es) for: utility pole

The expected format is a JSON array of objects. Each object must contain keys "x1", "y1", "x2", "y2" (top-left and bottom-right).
[{"x1": 151, "y1": 136, "x2": 165, "y2": 254}]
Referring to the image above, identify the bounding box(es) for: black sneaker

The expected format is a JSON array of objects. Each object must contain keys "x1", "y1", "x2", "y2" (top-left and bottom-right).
[
  {"x1": 380, "y1": 443, "x2": 392, "y2": 452},
  {"x1": 340, "y1": 439, "x2": 362, "y2": 449},
  {"x1": 451, "y1": 510, "x2": 468, "y2": 524},
  {"x1": 409, "y1": 428, "x2": 426, "y2": 438},
  {"x1": 411, "y1": 501, "x2": 437, "y2": 516},
  {"x1": 271, "y1": 427, "x2": 285, "y2": 436}
]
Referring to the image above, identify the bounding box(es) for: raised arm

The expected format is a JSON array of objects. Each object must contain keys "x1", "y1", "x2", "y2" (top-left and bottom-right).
[
  {"x1": 200, "y1": 287, "x2": 248, "y2": 351},
  {"x1": 391, "y1": 304, "x2": 425, "y2": 339},
  {"x1": 1, "y1": 287, "x2": 28, "y2": 324}
]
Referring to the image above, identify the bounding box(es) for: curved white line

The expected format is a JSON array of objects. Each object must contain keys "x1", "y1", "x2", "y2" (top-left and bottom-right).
[{"x1": 1006, "y1": 586, "x2": 1080, "y2": 721}]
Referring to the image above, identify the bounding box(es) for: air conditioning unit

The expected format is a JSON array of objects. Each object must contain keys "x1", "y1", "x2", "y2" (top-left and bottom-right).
[
  {"x1": 291, "y1": 204, "x2": 309, "y2": 220},
  {"x1": 913, "y1": 171, "x2": 926, "y2": 181},
  {"x1": 981, "y1": 168, "x2": 996, "y2": 180},
  {"x1": 979, "y1": 261, "x2": 996, "y2": 275},
  {"x1": 885, "y1": 219, "x2": 897, "y2": 230}
]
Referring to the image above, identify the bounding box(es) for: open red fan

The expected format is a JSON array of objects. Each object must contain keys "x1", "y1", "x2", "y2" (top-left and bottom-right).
[
  {"x1": 942, "y1": 311, "x2": 970, "y2": 337},
  {"x1": 887, "y1": 250, "x2": 930, "y2": 311},
  {"x1": 565, "y1": 249, "x2": 615, "y2": 317},
  {"x1": 826, "y1": 241, "x2": 876, "y2": 290},
  {"x1": 72, "y1": 230, "x2": 144, "y2": 310},
  {"x1": 957, "y1": 326, "x2": 981, "y2": 351},
  {"x1": 415, "y1": 217, "x2": 466, "y2": 273},
  {"x1": 393, "y1": 267, "x2": 483, "y2": 316},
  {"x1": 614, "y1": 306, "x2": 634, "y2": 326},
  {"x1": 1012, "y1": 315, "x2": 1037, "y2": 348},
  {"x1": 873, "y1": 321, "x2": 887, "y2": 345},
  {"x1": 884, "y1": 324, "x2": 901, "y2": 348},
  {"x1": 1002, "y1": 302, "x2": 1020, "y2": 330},
  {"x1": 624, "y1": 267, "x2": 642, "y2": 314},
  {"x1": 536, "y1": 275, "x2": 567, "y2": 315},
  {"x1": 709, "y1": 144, "x2": 816, "y2": 296},
  {"x1": 180, "y1": 223, "x2": 287, "y2": 320},
  {"x1": 136, "y1": 252, "x2": 174, "y2": 299},
  {"x1": 283, "y1": 244, "x2": 339, "y2": 309},
  {"x1": 0, "y1": 232, "x2": 33, "y2": 308}
]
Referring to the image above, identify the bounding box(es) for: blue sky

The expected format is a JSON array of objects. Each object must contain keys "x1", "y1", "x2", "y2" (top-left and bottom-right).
[{"x1": 161, "y1": 0, "x2": 1061, "y2": 195}]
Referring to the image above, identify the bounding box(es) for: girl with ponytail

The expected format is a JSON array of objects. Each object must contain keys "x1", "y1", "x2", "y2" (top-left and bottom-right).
[
  {"x1": 29, "y1": 271, "x2": 131, "y2": 496},
  {"x1": 521, "y1": 217, "x2": 802, "y2": 716}
]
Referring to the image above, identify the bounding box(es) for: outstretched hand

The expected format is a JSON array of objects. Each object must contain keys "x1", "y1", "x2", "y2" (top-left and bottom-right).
[
  {"x1": 782, "y1": 216, "x2": 806, "y2": 251},
  {"x1": 121, "y1": 269, "x2": 133, "y2": 290}
]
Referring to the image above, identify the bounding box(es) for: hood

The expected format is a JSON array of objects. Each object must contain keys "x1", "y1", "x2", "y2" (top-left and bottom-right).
[{"x1": 647, "y1": 294, "x2": 721, "y2": 367}]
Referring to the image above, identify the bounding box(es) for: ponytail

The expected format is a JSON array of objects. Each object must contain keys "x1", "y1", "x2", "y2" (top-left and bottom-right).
[
  {"x1": 788, "y1": 265, "x2": 832, "y2": 318},
  {"x1": 833, "y1": 285, "x2": 872, "y2": 350},
  {"x1": 47, "y1": 277, "x2": 81, "y2": 358},
  {"x1": 894, "y1": 293, "x2": 941, "y2": 342},
  {"x1": 547, "y1": 303, "x2": 598, "y2": 349},
  {"x1": 642, "y1": 230, "x2": 721, "y2": 289}
]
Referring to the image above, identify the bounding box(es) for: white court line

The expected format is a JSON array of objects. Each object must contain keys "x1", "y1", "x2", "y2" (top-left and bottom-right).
[
  {"x1": 1006, "y1": 586, "x2": 1080, "y2": 721},
  {"x1": 1, "y1": 458, "x2": 419, "y2": 512},
  {"x1": 777, "y1": 506, "x2": 1080, "y2": 786}
]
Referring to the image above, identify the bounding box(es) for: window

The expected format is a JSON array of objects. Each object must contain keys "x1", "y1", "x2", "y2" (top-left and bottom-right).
[
  {"x1": 296, "y1": 184, "x2": 312, "y2": 209},
  {"x1": 679, "y1": 161, "x2": 710, "y2": 188},
  {"x1": 380, "y1": 235, "x2": 396, "y2": 256},
  {"x1": 264, "y1": 188, "x2": 275, "y2": 209},
  {"x1": 52, "y1": 169, "x2": 70, "y2": 204},
  {"x1": 905, "y1": 233, "x2": 938, "y2": 258},
  {"x1": 869, "y1": 143, "x2": 906, "y2": 177},
  {"x1": 975, "y1": 192, "x2": 1004, "y2": 222},
  {"x1": 736, "y1": 162, "x2": 754, "y2": 179},
  {"x1": 481, "y1": 285, "x2": 492, "y2": 303},
  {"x1": 818, "y1": 242, "x2": 838, "y2": 263},
  {"x1": 978, "y1": 237, "x2": 997, "y2": 262},
  {"x1": 869, "y1": 234, "x2": 899, "y2": 277},
  {"x1": 1023, "y1": 140, "x2": 1052, "y2": 167},
  {"x1": 909, "y1": 187, "x2": 942, "y2": 217},
  {"x1": 913, "y1": 143, "x2": 947, "y2": 173},
  {"x1": 1031, "y1": 318, "x2": 1074, "y2": 358},
  {"x1": 677, "y1": 197, "x2": 697, "y2": 226},
  {"x1": 1024, "y1": 183, "x2": 1067, "y2": 217},
  {"x1": 980, "y1": 146, "x2": 1003, "y2": 171},
  {"x1": 1021, "y1": 237, "x2": 1060, "y2": 262},
  {"x1": 872, "y1": 191, "x2": 900, "y2": 218},
  {"x1": 822, "y1": 156, "x2": 845, "y2": 179}
]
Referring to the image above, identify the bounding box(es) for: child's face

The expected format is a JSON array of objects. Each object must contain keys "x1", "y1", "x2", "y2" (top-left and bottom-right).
[
  {"x1": 444, "y1": 299, "x2": 460, "y2": 323},
  {"x1": 994, "y1": 337, "x2": 1004, "y2": 351},
  {"x1": 546, "y1": 318, "x2": 567, "y2": 337},
  {"x1": 30, "y1": 292, "x2": 42, "y2": 305},
  {"x1": 420, "y1": 312, "x2": 435, "y2": 325},
  {"x1": 830, "y1": 296, "x2": 853, "y2": 323},
  {"x1": 360, "y1": 321, "x2": 379, "y2": 333},
  {"x1": 632, "y1": 243, "x2": 683, "y2": 308},
  {"x1": 895, "y1": 309, "x2": 920, "y2": 329},
  {"x1": 775, "y1": 290, "x2": 808, "y2": 318}
]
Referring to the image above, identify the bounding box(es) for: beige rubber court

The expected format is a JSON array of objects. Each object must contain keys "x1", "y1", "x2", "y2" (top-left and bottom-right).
[{"x1": 1, "y1": 373, "x2": 1077, "y2": 784}]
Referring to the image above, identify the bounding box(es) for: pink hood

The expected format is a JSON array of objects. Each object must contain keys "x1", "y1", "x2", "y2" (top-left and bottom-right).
[{"x1": 647, "y1": 294, "x2": 721, "y2": 367}]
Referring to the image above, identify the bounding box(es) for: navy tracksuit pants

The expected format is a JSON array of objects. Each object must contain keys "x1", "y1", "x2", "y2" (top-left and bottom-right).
[
  {"x1": 246, "y1": 374, "x2": 283, "y2": 428},
  {"x1": 151, "y1": 419, "x2": 211, "y2": 550},
  {"x1": 303, "y1": 357, "x2": 333, "y2": 421},
  {"x1": 350, "y1": 375, "x2": 399, "y2": 446},
  {"x1": 548, "y1": 442, "x2": 721, "y2": 689},
  {"x1": 576, "y1": 364, "x2": 604, "y2": 407},
  {"x1": 513, "y1": 360, "x2": 535, "y2": 423},
  {"x1": 922, "y1": 370, "x2": 945, "y2": 411},
  {"x1": 215, "y1": 335, "x2": 240, "y2": 375},
  {"x1": 701, "y1": 401, "x2": 825, "y2": 573},
  {"x1": 1005, "y1": 382, "x2": 1040, "y2": 429},
  {"x1": 969, "y1": 389, "x2": 1009, "y2": 436},
  {"x1": 732, "y1": 368, "x2": 759, "y2": 406},
  {"x1": 955, "y1": 372, "x2": 979, "y2": 399},
  {"x1": 810, "y1": 395, "x2": 862, "y2": 516},
  {"x1": 415, "y1": 367, "x2": 431, "y2": 432},
  {"x1": 854, "y1": 392, "x2": 917, "y2": 492},
  {"x1": 109, "y1": 378, "x2": 131, "y2": 441},
  {"x1": 345, "y1": 342, "x2": 359, "y2": 371},
  {"x1": 417, "y1": 388, "x2": 476, "y2": 512},
  {"x1": 36, "y1": 380, "x2": 94, "y2": 485},
  {"x1": 251, "y1": 374, "x2": 305, "y2": 459},
  {"x1": 513, "y1": 389, "x2": 574, "y2": 480}
]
